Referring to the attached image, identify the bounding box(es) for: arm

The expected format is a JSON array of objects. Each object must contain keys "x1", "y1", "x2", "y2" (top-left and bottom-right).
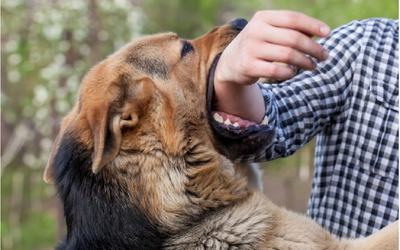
[{"x1": 214, "y1": 13, "x2": 365, "y2": 161}]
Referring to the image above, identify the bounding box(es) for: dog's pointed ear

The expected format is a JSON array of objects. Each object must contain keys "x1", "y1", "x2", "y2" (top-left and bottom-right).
[
  {"x1": 90, "y1": 103, "x2": 120, "y2": 174},
  {"x1": 43, "y1": 133, "x2": 62, "y2": 184},
  {"x1": 42, "y1": 93, "x2": 124, "y2": 182},
  {"x1": 90, "y1": 77, "x2": 153, "y2": 174}
]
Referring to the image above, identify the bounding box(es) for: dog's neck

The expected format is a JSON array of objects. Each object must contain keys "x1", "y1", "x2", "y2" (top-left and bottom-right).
[{"x1": 112, "y1": 139, "x2": 252, "y2": 231}]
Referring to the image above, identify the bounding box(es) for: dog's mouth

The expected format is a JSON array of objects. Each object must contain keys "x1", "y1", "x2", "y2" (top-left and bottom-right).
[
  {"x1": 206, "y1": 54, "x2": 275, "y2": 160},
  {"x1": 211, "y1": 111, "x2": 268, "y2": 133}
]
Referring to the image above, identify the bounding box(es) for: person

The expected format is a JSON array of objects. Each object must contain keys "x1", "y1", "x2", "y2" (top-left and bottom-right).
[{"x1": 212, "y1": 10, "x2": 399, "y2": 238}]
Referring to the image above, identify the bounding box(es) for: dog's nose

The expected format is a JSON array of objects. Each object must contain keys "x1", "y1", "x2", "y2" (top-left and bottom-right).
[{"x1": 230, "y1": 18, "x2": 248, "y2": 31}]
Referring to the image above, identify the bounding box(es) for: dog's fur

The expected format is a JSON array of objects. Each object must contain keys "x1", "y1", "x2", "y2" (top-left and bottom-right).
[{"x1": 44, "y1": 21, "x2": 398, "y2": 249}]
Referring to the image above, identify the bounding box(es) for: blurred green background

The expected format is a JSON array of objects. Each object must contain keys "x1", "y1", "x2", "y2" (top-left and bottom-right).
[{"x1": 1, "y1": 0, "x2": 397, "y2": 249}]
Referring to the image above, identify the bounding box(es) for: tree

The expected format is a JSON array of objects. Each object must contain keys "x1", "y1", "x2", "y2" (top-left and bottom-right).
[{"x1": 2, "y1": 0, "x2": 143, "y2": 249}]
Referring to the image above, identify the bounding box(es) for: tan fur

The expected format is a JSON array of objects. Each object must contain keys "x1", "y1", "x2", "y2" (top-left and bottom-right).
[{"x1": 45, "y1": 22, "x2": 398, "y2": 249}]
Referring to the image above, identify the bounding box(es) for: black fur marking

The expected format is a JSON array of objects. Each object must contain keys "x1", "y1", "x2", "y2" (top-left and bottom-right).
[
  {"x1": 128, "y1": 56, "x2": 169, "y2": 80},
  {"x1": 118, "y1": 73, "x2": 133, "y2": 85},
  {"x1": 52, "y1": 133, "x2": 169, "y2": 249},
  {"x1": 200, "y1": 112, "x2": 205, "y2": 121},
  {"x1": 184, "y1": 143, "x2": 214, "y2": 168},
  {"x1": 186, "y1": 159, "x2": 213, "y2": 168}
]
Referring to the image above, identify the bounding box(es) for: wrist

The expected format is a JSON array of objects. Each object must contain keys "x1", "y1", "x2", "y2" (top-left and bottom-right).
[{"x1": 213, "y1": 77, "x2": 265, "y2": 124}]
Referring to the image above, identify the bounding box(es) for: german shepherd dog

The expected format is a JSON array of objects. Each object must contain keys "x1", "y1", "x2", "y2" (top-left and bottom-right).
[{"x1": 44, "y1": 19, "x2": 398, "y2": 249}]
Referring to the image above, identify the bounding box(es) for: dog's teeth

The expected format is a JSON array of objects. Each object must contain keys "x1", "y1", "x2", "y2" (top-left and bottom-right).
[
  {"x1": 224, "y1": 119, "x2": 232, "y2": 125},
  {"x1": 213, "y1": 113, "x2": 223, "y2": 123},
  {"x1": 261, "y1": 117, "x2": 269, "y2": 125},
  {"x1": 232, "y1": 122, "x2": 240, "y2": 127}
]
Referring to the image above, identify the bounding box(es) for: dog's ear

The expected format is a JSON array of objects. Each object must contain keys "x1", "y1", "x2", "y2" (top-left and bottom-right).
[
  {"x1": 44, "y1": 112, "x2": 78, "y2": 184},
  {"x1": 89, "y1": 77, "x2": 154, "y2": 174},
  {"x1": 43, "y1": 77, "x2": 154, "y2": 182},
  {"x1": 43, "y1": 133, "x2": 62, "y2": 184}
]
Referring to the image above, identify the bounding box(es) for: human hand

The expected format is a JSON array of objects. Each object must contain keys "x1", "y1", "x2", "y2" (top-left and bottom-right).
[
  {"x1": 213, "y1": 11, "x2": 331, "y2": 123},
  {"x1": 215, "y1": 10, "x2": 331, "y2": 86}
]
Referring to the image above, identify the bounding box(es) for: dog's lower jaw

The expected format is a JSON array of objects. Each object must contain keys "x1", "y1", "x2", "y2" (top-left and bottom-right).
[{"x1": 206, "y1": 54, "x2": 276, "y2": 161}]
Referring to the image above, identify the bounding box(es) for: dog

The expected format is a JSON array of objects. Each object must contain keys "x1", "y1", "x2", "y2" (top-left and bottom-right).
[{"x1": 44, "y1": 19, "x2": 399, "y2": 249}]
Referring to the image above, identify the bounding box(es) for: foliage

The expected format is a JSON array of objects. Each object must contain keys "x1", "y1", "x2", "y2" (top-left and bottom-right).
[
  {"x1": 141, "y1": 0, "x2": 266, "y2": 38},
  {"x1": 2, "y1": 0, "x2": 143, "y2": 169},
  {"x1": 2, "y1": 0, "x2": 143, "y2": 249},
  {"x1": 21, "y1": 212, "x2": 56, "y2": 250},
  {"x1": 141, "y1": 0, "x2": 397, "y2": 38}
]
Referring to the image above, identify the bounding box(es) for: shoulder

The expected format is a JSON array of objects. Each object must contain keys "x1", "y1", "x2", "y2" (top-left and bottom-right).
[
  {"x1": 334, "y1": 18, "x2": 398, "y2": 34},
  {"x1": 318, "y1": 18, "x2": 398, "y2": 48}
]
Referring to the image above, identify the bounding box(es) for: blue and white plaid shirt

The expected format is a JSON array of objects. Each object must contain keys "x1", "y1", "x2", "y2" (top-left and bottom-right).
[{"x1": 241, "y1": 18, "x2": 399, "y2": 237}]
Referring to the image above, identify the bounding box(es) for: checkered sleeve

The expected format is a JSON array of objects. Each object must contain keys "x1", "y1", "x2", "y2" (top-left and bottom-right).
[{"x1": 239, "y1": 20, "x2": 364, "y2": 162}]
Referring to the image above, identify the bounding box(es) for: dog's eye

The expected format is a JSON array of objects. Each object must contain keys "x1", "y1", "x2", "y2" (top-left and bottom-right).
[{"x1": 181, "y1": 41, "x2": 193, "y2": 58}]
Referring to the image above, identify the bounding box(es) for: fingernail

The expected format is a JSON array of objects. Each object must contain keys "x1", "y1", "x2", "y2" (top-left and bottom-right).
[
  {"x1": 312, "y1": 60, "x2": 317, "y2": 69},
  {"x1": 320, "y1": 25, "x2": 331, "y2": 36},
  {"x1": 323, "y1": 49, "x2": 329, "y2": 60},
  {"x1": 290, "y1": 65, "x2": 297, "y2": 75}
]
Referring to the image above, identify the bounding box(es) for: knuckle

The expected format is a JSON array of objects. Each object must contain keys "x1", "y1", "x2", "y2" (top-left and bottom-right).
[
  {"x1": 240, "y1": 57, "x2": 252, "y2": 74},
  {"x1": 286, "y1": 11, "x2": 300, "y2": 24},
  {"x1": 257, "y1": 10, "x2": 269, "y2": 17},
  {"x1": 245, "y1": 23, "x2": 261, "y2": 39},
  {"x1": 283, "y1": 48, "x2": 295, "y2": 61},
  {"x1": 266, "y1": 64, "x2": 278, "y2": 77},
  {"x1": 253, "y1": 11, "x2": 264, "y2": 21},
  {"x1": 292, "y1": 33, "x2": 303, "y2": 45}
]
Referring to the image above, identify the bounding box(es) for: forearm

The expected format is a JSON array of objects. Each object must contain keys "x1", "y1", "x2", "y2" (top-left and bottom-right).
[{"x1": 213, "y1": 70, "x2": 265, "y2": 124}]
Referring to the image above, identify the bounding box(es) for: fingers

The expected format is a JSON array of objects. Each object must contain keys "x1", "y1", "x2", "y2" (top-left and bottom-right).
[
  {"x1": 261, "y1": 25, "x2": 329, "y2": 62},
  {"x1": 255, "y1": 10, "x2": 331, "y2": 38},
  {"x1": 214, "y1": 10, "x2": 332, "y2": 87},
  {"x1": 254, "y1": 43, "x2": 317, "y2": 70},
  {"x1": 243, "y1": 59, "x2": 297, "y2": 80},
  {"x1": 263, "y1": 62, "x2": 296, "y2": 80}
]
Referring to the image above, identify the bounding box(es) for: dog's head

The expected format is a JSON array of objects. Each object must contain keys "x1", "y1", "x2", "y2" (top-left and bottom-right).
[{"x1": 44, "y1": 19, "x2": 273, "y2": 184}]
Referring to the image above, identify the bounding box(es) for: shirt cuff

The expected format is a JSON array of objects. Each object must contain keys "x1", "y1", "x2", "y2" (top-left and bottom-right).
[{"x1": 257, "y1": 82, "x2": 285, "y2": 143}]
